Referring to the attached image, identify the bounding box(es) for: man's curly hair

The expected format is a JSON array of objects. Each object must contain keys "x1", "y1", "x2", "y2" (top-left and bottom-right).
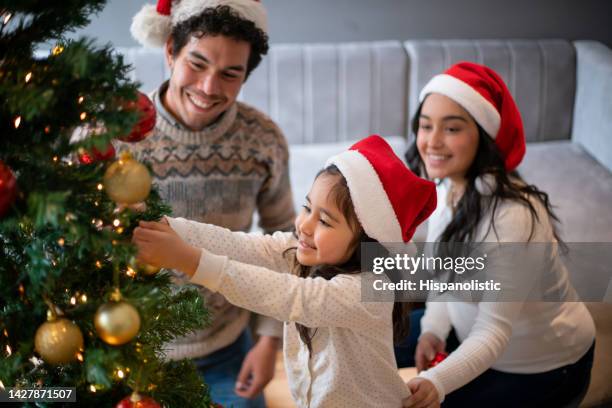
[{"x1": 170, "y1": 5, "x2": 269, "y2": 80}]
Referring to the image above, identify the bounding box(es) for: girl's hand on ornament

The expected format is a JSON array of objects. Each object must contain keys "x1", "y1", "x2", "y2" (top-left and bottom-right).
[
  {"x1": 132, "y1": 221, "x2": 200, "y2": 277},
  {"x1": 405, "y1": 378, "x2": 440, "y2": 408},
  {"x1": 415, "y1": 332, "x2": 446, "y2": 372}
]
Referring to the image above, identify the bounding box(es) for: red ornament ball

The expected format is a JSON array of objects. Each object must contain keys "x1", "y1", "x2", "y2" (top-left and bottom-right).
[
  {"x1": 115, "y1": 392, "x2": 160, "y2": 408},
  {"x1": 0, "y1": 160, "x2": 17, "y2": 217},
  {"x1": 428, "y1": 352, "x2": 448, "y2": 368},
  {"x1": 78, "y1": 143, "x2": 116, "y2": 164},
  {"x1": 118, "y1": 92, "x2": 156, "y2": 143}
]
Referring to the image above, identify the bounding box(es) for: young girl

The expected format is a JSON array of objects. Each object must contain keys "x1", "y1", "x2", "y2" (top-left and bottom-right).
[
  {"x1": 402, "y1": 62, "x2": 596, "y2": 407},
  {"x1": 133, "y1": 135, "x2": 437, "y2": 407}
]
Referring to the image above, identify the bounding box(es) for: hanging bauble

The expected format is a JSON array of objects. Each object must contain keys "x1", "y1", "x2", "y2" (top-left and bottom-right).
[
  {"x1": 34, "y1": 310, "x2": 84, "y2": 365},
  {"x1": 103, "y1": 152, "x2": 152, "y2": 204},
  {"x1": 130, "y1": 257, "x2": 160, "y2": 276},
  {"x1": 0, "y1": 160, "x2": 17, "y2": 218},
  {"x1": 139, "y1": 262, "x2": 160, "y2": 276},
  {"x1": 115, "y1": 392, "x2": 161, "y2": 408},
  {"x1": 118, "y1": 92, "x2": 156, "y2": 143},
  {"x1": 78, "y1": 143, "x2": 116, "y2": 164},
  {"x1": 94, "y1": 289, "x2": 141, "y2": 345}
]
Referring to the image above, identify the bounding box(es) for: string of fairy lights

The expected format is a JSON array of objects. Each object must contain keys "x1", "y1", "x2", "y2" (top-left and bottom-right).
[{"x1": 2, "y1": 18, "x2": 163, "y2": 402}]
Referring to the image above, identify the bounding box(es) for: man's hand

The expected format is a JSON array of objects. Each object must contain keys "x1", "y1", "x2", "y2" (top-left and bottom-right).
[
  {"x1": 415, "y1": 332, "x2": 446, "y2": 372},
  {"x1": 132, "y1": 220, "x2": 199, "y2": 277},
  {"x1": 235, "y1": 336, "x2": 279, "y2": 399},
  {"x1": 405, "y1": 378, "x2": 440, "y2": 408}
]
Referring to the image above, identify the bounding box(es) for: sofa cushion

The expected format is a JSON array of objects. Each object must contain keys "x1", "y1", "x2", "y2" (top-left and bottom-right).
[
  {"x1": 519, "y1": 141, "x2": 612, "y2": 242},
  {"x1": 572, "y1": 41, "x2": 612, "y2": 174},
  {"x1": 520, "y1": 141, "x2": 612, "y2": 407}
]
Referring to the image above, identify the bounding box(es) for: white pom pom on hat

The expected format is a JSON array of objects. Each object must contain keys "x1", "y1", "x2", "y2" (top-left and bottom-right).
[
  {"x1": 130, "y1": 3, "x2": 172, "y2": 48},
  {"x1": 131, "y1": 0, "x2": 268, "y2": 48}
]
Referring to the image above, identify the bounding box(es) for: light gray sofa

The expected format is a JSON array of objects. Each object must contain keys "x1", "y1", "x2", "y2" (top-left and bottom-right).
[{"x1": 118, "y1": 39, "x2": 612, "y2": 407}]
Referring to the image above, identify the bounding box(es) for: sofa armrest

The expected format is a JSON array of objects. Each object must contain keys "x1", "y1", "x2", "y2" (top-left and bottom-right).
[{"x1": 572, "y1": 41, "x2": 612, "y2": 173}]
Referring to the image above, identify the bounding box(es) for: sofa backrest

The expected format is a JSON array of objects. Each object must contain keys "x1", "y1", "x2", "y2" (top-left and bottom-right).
[
  {"x1": 239, "y1": 41, "x2": 407, "y2": 145},
  {"x1": 118, "y1": 39, "x2": 578, "y2": 145},
  {"x1": 117, "y1": 41, "x2": 408, "y2": 145},
  {"x1": 404, "y1": 40, "x2": 576, "y2": 143}
]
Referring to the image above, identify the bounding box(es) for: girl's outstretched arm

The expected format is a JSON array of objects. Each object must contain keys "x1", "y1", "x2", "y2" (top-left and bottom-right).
[
  {"x1": 167, "y1": 217, "x2": 295, "y2": 271},
  {"x1": 133, "y1": 220, "x2": 390, "y2": 330},
  {"x1": 135, "y1": 217, "x2": 295, "y2": 272},
  {"x1": 186, "y1": 248, "x2": 389, "y2": 331}
]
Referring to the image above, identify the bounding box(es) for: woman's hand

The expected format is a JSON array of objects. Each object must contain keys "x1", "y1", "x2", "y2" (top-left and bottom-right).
[
  {"x1": 405, "y1": 378, "x2": 440, "y2": 408},
  {"x1": 132, "y1": 220, "x2": 200, "y2": 277},
  {"x1": 415, "y1": 332, "x2": 446, "y2": 372}
]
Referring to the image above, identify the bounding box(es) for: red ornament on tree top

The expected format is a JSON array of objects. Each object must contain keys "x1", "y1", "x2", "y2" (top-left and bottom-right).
[
  {"x1": 0, "y1": 160, "x2": 18, "y2": 218},
  {"x1": 118, "y1": 92, "x2": 156, "y2": 143},
  {"x1": 115, "y1": 392, "x2": 161, "y2": 408}
]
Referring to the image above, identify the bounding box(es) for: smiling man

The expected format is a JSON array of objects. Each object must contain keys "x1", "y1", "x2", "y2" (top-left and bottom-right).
[{"x1": 127, "y1": 1, "x2": 295, "y2": 406}]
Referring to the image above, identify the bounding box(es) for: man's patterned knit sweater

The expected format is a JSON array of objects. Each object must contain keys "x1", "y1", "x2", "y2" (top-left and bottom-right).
[{"x1": 117, "y1": 84, "x2": 295, "y2": 359}]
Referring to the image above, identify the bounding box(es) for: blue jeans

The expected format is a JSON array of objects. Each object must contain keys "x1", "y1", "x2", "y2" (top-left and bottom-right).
[
  {"x1": 442, "y1": 342, "x2": 594, "y2": 407},
  {"x1": 395, "y1": 307, "x2": 595, "y2": 407},
  {"x1": 193, "y1": 330, "x2": 266, "y2": 408}
]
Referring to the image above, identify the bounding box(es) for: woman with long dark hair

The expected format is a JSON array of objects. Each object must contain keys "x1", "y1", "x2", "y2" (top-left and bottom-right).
[{"x1": 402, "y1": 62, "x2": 596, "y2": 408}]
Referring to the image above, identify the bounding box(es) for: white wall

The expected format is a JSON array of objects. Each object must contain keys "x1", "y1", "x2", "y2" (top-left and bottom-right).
[{"x1": 74, "y1": 0, "x2": 612, "y2": 47}]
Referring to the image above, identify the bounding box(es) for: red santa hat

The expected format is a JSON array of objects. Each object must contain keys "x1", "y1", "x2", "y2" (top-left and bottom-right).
[
  {"x1": 325, "y1": 135, "x2": 437, "y2": 243},
  {"x1": 419, "y1": 62, "x2": 526, "y2": 171},
  {"x1": 131, "y1": 0, "x2": 268, "y2": 48}
]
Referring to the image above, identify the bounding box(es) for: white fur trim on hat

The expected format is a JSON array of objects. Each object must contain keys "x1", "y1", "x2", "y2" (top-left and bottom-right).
[
  {"x1": 131, "y1": 0, "x2": 268, "y2": 48},
  {"x1": 419, "y1": 74, "x2": 501, "y2": 138},
  {"x1": 131, "y1": 4, "x2": 172, "y2": 48},
  {"x1": 325, "y1": 151, "x2": 403, "y2": 243}
]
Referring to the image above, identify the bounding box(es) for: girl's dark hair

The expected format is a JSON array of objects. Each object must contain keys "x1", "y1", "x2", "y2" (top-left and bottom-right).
[
  {"x1": 170, "y1": 5, "x2": 269, "y2": 79},
  {"x1": 284, "y1": 165, "x2": 412, "y2": 354},
  {"x1": 405, "y1": 98, "x2": 565, "y2": 250}
]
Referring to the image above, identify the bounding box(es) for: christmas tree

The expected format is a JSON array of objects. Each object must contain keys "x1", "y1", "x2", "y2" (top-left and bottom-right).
[{"x1": 0, "y1": 1, "x2": 213, "y2": 406}]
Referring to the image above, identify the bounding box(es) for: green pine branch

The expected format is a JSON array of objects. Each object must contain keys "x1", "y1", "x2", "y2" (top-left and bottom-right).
[{"x1": 1, "y1": 2, "x2": 214, "y2": 406}]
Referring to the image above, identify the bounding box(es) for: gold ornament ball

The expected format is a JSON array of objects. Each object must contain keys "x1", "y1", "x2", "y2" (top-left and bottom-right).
[
  {"x1": 94, "y1": 300, "x2": 141, "y2": 345},
  {"x1": 136, "y1": 260, "x2": 160, "y2": 276},
  {"x1": 35, "y1": 318, "x2": 84, "y2": 365},
  {"x1": 103, "y1": 152, "x2": 152, "y2": 204}
]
